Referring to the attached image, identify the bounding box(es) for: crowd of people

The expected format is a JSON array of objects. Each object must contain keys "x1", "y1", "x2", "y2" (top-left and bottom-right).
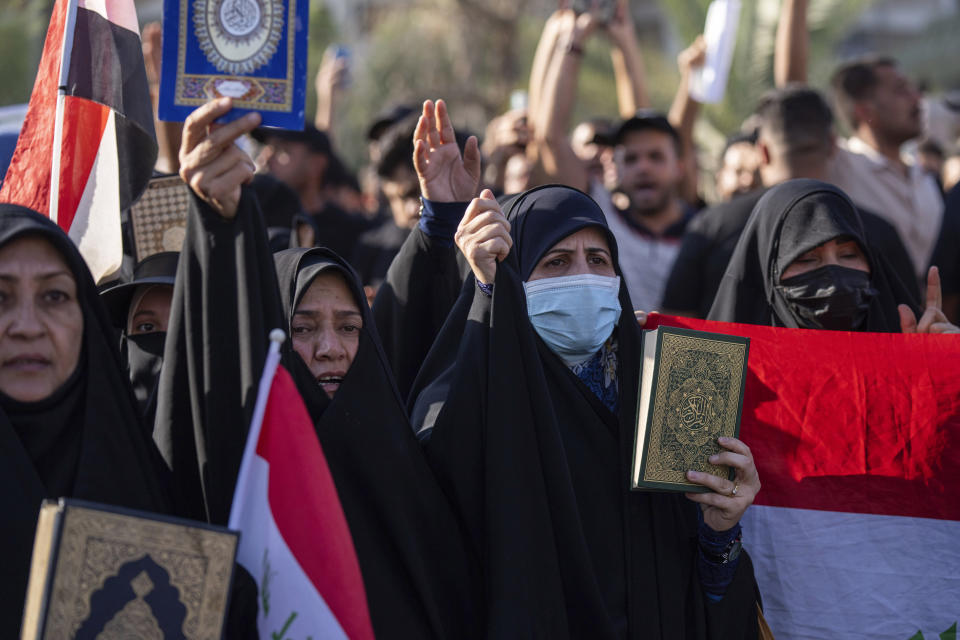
[{"x1": 2, "y1": 0, "x2": 959, "y2": 637}]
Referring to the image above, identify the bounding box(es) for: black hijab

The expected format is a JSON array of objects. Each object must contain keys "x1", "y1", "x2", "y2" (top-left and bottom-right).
[
  {"x1": 156, "y1": 189, "x2": 480, "y2": 639},
  {"x1": 101, "y1": 251, "x2": 179, "y2": 427},
  {"x1": 708, "y1": 179, "x2": 914, "y2": 331},
  {"x1": 0, "y1": 204, "x2": 170, "y2": 635},
  {"x1": 410, "y1": 185, "x2": 758, "y2": 639},
  {"x1": 273, "y1": 247, "x2": 482, "y2": 640}
]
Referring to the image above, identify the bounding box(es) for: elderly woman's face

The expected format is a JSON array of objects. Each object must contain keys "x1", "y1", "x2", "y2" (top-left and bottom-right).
[
  {"x1": 780, "y1": 237, "x2": 870, "y2": 281},
  {"x1": 0, "y1": 236, "x2": 83, "y2": 402},
  {"x1": 528, "y1": 227, "x2": 616, "y2": 282},
  {"x1": 291, "y1": 271, "x2": 363, "y2": 398}
]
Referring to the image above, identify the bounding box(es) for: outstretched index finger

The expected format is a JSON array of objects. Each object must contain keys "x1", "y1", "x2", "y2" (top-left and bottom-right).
[{"x1": 926, "y1": 266, "x2": 942, "y2": 312}]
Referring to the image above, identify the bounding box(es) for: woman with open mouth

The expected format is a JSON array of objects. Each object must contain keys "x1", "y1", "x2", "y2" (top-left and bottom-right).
[{"x1": 156, "y1": 98, "x2": 481, "y2": 640}]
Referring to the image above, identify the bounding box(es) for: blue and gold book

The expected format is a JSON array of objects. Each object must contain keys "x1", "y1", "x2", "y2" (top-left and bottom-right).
[
  {"x1": 158, "y1": 0, "x2": 309, "y2": 129},
  {"x1": 20, "y1": 499, "x2": 237, "y2": 639},
  {"x1": 631, "y1": 326, "x2": 749, "y2": 492}
]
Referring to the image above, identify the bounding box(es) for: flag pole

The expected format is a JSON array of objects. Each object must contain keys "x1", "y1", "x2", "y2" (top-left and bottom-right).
[
  {"x1": 228, "y1": 329, "x2": 286, "y2": 530},
  {"x1": 49, "y1": 0, "x2": 79, "y2": 224}
]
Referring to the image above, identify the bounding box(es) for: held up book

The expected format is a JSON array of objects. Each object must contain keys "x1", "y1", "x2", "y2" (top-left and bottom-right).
[
  {"x1": 21, "y1": 499, "x2": 238, "y2": 640},
  {"x1": 158, "y1": 0, "x2": 310, "y2": 129},
  {"x1": 631, "y1": 326, "x2": 749, "y2": 492}
]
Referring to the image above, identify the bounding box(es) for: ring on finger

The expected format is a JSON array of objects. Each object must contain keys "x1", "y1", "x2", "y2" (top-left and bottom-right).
[{"x1": 730, "y1": 482, "x2": 740, "y2": 497}]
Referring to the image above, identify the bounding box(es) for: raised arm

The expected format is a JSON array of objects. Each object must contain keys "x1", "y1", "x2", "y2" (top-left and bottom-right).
[
  {"x1": 313, "y1": 47, "x2": 349, "y2": 137},
  {"x1": 527, "y1": 10, "x2": 567, "y2": 131},
  {"x1": 143, "y1": 21, "x2": 183, "y2": 174},
  {"x1": 373, "y1": 99, "x2": 481, "y2": 398},
  {"x1": 774, "y1": 0, "x2": 810, "y2": 87},
  {"x1": 606, "y1": 0, "x2": 649, "y2": 118},
  {"x1": 668, "y1": 35, "x2": 707, "y2": 205},
  {"x1": 527, "y1": 10, "x2": 596, "y2": 192}
]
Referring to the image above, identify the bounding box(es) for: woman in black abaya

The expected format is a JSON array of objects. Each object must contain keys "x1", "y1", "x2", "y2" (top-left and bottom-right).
[
  {"x1": 0, "y1": 204, "x2": 170, "y2": 636},
  {"x1": 707, "y1": 179, "x2": 954, "y2": 333},
  {"x1": 410, "y1": 184, "x2": 761, "y2": 639},
  {"x1": 155, "y1": 99, "x2": 481, "y2": 639}
]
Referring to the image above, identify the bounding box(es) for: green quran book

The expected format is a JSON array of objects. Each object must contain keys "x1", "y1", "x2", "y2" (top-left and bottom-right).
[
  {"x1": 20, "y1": 499, "x2": 237, "y2": 640},
  {"x1": 631, "y1": 326, "x2": 749, "y2": 492}
]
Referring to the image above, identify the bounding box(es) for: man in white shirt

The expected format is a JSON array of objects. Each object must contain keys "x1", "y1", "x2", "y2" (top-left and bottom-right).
[
  {"x1": 828, "y1": 58, "x2": 943, "y2": 280},
  {"x1": 775, "y1": 0, "x2": 943, "y2": 283}
]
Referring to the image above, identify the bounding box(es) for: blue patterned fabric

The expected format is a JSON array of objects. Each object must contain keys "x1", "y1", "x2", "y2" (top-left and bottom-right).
[{"x1": 570, "y1": 337, "x2": 619, "y2": 413}]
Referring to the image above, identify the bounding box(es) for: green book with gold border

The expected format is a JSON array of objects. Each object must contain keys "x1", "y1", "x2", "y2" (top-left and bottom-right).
[
  {"x1": 20, "y1": 499, "x2": 237, "y2": 640},
  {"x1": 631, "y1": 326, "x2": 749, "y2": 492}
]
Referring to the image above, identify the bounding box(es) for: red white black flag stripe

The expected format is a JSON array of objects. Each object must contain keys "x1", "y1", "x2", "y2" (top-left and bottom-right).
[{"x1": 1, "y1": 0, "x2": 156, "y2": 281}]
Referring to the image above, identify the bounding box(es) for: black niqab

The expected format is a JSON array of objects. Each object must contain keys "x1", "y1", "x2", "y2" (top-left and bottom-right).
[
  {"x1": 708, "y1": 179, "x2": 913, "y2": 331},
  {"x1": 0, "y1": 204, "x2": 170, "y2": 636},
  {"x1": 410, "y1": 185, "x2": 758, "y2": 639}
]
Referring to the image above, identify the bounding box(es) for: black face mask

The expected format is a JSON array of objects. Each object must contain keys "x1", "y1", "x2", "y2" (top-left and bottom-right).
[
  {"x1": 777, "y1": 265, "x2": 876, "y2": 331},
  {"x1": 123, "y1": 332, "x2": 166, "y2": 415}
]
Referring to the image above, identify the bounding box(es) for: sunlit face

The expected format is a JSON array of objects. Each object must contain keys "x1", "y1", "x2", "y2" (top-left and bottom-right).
[
  {"x1": 127, "y1": 285, "x2": 172, "y2": 335},
  {"x1": 780, "y1": 237, "x2": 871, "y2": 281},
  {"x1": 503, "y1": 152, "x2": 532, "y2": 195},
  {"x1": 0, "y1": 236, "x2": 83, "y2": 402},
  {"x1": 256, "y1": 138, "x2": 313, "y2": 191},
  {"x1": 528, "y1": 227, "x2": 616, "y2": 282},
  {"x1": 616, "y1": 130, "x2": 683, "y2": 216},
  {"x1": 291, "y1": 271, "x2": 363, "y2": 398},
  {"x1": 862, "y1": 65, "x2": 922, "y2": 145},
  {"x1": 571, "y1": 122, "x2": 606, "y2": 184},
  {"x1": 716, "y1": 142, "x2": 761, "y2": 201},
  {"x1": 381, "y1": 165, "x2": 421, "y2": 229}
]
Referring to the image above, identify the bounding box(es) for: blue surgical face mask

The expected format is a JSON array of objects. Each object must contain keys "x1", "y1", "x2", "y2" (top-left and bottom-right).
[{"x1": 523, "y1": 274, "x2": 622, "y2": 365}]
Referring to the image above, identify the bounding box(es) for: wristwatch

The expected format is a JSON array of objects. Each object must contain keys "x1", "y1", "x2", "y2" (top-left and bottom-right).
[{"x1": 700, "y1": 531, "x2": 743, "y2": 565}]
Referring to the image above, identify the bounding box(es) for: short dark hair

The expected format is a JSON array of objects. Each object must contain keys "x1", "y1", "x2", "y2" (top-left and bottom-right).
[
  {"x1": 374, "y1": 114, "x2": 418, "y2": 179},
  {"x1": 615, "y1": 110, "x2": 682, "y2": 155},
  {"x1": 830, "y1": 55, "x2": 898, "y2": 129},
  {"x1": 756, "y1": 86, "x2": 834, "y2": 161}
]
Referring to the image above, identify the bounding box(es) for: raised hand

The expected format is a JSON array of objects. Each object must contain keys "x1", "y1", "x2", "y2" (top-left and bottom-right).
[
  {"x1": 898, "y1": 266, "x2": 960, "y2": 334},
  {"x1": 604, "y1": 0, "x2": 636, "y2": 49},
  {"x1": 454, "y1": 189, "x2": 513, "y2": 285},
  {"x1": 685, "y1": 437, "x2": 761, "y2": 533},
  {"x1": 179, "y1": 98, "x2": 260, "y2": 220},
  {"x1": 413, "y1": 99, "x2": 481, "y2": 202},
  {"x1": 678, "y1": 34, "x2": 707, "y2": 75}
]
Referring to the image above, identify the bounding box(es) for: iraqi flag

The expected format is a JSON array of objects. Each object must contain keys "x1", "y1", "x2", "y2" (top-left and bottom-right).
[
  {"x1": 228, "y1": 330, "x2": 375, "y2": 640},
  {"x1": 0, "y1": 0, "x2": 157, "y2": 282},
  {"x1": 644, "y1": 314, "x2": 960, "y2": 640}
]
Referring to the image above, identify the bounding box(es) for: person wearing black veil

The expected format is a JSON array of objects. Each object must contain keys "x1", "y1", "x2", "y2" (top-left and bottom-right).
[
  {"x1": 0, "y1": 204, "x2": 171, "y2": 635},
  {"x1": 100, "y1": 251, "x2": 179, "y2": 428},
  {"x1": 155, "y1": 99, "x2": 481, "y2": 639},
  {"x1": 409, "y1": 182, "x2": 761, "y2": 638},
  {"x1": 707, "y1": 179, "x2": 957, "y2": 334}
]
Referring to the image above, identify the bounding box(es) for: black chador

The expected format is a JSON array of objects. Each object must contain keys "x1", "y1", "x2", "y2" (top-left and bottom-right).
[
  {"x1": 411, "y1": 185, "x2": 760, "y2": 639},
  {"x1": 155, "y1": 191, "x2": 481, "y2": 639}
]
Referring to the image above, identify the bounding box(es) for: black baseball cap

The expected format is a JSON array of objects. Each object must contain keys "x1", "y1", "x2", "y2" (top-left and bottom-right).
[
  {"x1": 367, "y1": 104, "x2": 417, "y2": 142},
  {"x1": 251, "y1": 124, "x2": 332, "y2": 156}
]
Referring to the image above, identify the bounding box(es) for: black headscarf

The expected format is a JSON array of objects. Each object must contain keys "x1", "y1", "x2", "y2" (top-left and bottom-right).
[
  {"x1": 708, "y1": 179, "x2": 913, "y2": 331},
  {"x1": 273, "y1": 247, "x2": 482, "y2": 640},
  {"x1": 0, "y1": 204, "x2": 171, "y2": 635},
  {"x1": 410, "y1": 184, "x2": 758, "y2": 639},
  {"x1": 156, "y1": 188, "x2": 480, "y2": 639},
  {"x1": 100, "y1": 251, "x2": 179, "y2": 427}
]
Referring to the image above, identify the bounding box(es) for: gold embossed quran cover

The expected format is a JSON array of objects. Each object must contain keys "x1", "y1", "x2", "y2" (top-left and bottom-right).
[
  {"x1": 20, "y1": 499, "x2": 237, "y2": 640},
  {"x1": 631, "y1": 326, "x2": 749, "y2": 492}
]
